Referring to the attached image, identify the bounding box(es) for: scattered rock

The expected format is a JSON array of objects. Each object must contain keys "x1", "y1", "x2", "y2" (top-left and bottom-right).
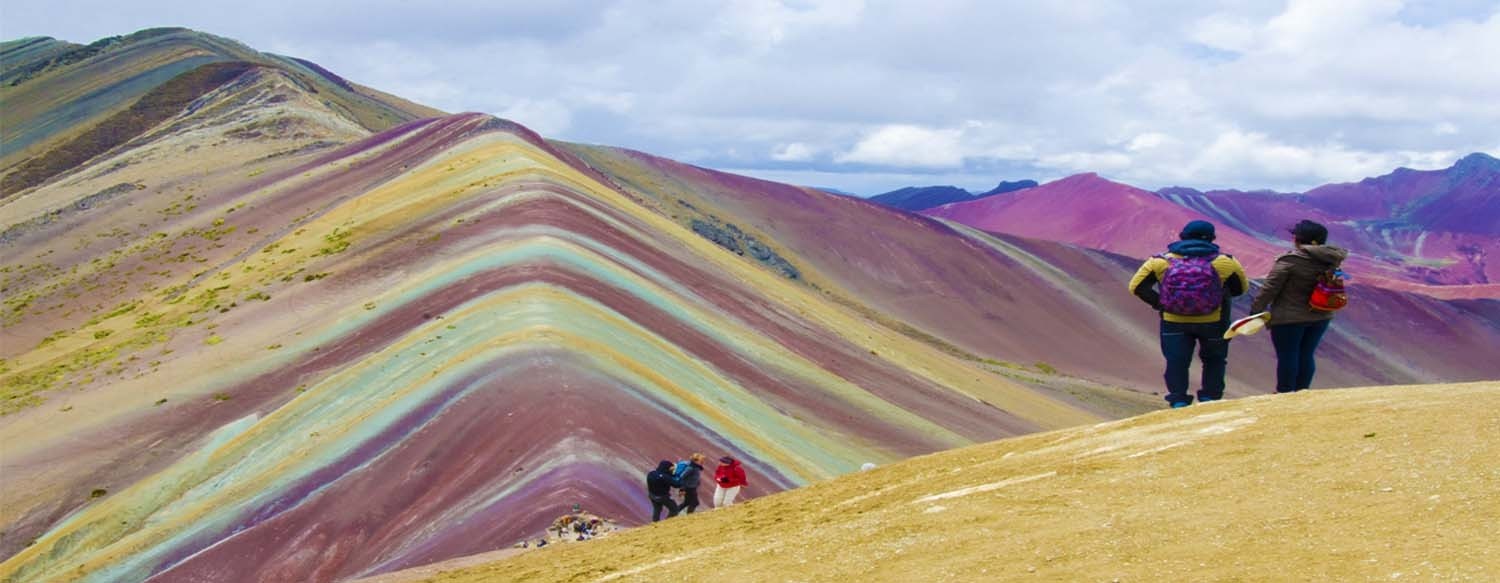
[
  {"x1": 687, "y1": 218, "x2": 800, "y2": 279},
  {"x1": 529, "y1": 511, "x2": 619, "y2": 547},
  {"x1": 690, "y1": 219, "x2": 742, "y2": 255}
]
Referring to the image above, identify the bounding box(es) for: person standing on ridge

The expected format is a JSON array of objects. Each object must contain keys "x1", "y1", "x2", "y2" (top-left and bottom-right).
[
  {"x1": 646, "y1": 460, "x2": 680, "y2": 522},
  {"x1": 713, "y1": 456, "x2": 748, "y2": 508},
  {"x1": 678, "y1": 453, "x2": 706, "y2": 514},
  {"x1": 1129, "y1": 220, "x2": 1248, "y2": 408},
  {"x1": 1250, "y1": 220, "x2": 1349, "y2": 394}
]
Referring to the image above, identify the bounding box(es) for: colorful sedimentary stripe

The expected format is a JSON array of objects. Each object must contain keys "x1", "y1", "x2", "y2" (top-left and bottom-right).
[{"x1": 0, "y1": 113, "x2": 1095, "y2": 582}]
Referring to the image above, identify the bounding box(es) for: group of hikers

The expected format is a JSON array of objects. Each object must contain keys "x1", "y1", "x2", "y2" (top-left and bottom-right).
[
  {"x1": 1129, "y1": 219, "x2": 1349, "y2": 408},
  {"x1": 644, "y1": 453, "x2": 749, "y2": 521},
  {"x1": 628, "y1": 218, "x2": 1346, "y2": 523}
]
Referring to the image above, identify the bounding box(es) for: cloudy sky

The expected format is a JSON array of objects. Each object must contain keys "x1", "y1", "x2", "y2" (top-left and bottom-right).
[{"x1": 4, "y1": 0, "x2": 1498, "y2": 194}]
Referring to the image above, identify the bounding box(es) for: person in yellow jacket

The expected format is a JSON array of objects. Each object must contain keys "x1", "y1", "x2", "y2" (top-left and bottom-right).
[{"x1": 1128, "y1": 220, "x2": 1248, "y2": 408}]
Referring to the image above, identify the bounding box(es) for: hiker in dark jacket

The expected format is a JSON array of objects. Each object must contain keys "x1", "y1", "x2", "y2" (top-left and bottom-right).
[
  {"x1": 1128, "y1": 220, "x2": 1248, "y2": 408},
  {"x1": 646, "y1": 460, "x2": 680, "y2": 522},
  {"x1": 678, "y1": 453, "x2": 706, "y2": 514},
  {"x1": 1250, "y1": 220, "x2": 1349, "y2": 394}
]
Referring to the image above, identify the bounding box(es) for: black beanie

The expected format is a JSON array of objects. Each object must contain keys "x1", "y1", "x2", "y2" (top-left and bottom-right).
[{"x1": 1179, "y1": 220, "x2": 1216, "y2": 241}]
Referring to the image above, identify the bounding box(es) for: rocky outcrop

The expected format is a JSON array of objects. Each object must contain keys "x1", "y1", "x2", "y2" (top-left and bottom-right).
[{"x1": 690, "y1": 218, "x2": 800, "y2": 279}]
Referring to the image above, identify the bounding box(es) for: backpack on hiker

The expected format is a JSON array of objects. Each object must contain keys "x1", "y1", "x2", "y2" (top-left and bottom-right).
[
  {"x1": 670, "y1": 460, "x2": 690, "y2": 487},
  {"x1": 1157, "y1": 254, "x2": 1223, "y2": 316},
  {"x1": 1309, "y1": 269, "x2": 1348, "y2": 312}
]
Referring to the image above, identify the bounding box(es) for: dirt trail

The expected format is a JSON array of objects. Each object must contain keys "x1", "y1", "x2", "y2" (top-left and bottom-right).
[{"x1": 415, "y1": 382, "x2": 1499, "y2": 582}]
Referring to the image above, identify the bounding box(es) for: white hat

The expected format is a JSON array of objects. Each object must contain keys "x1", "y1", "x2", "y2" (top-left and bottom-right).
[{"x1": 1223, "y1": 312, "x2": 1270, "y2": 340}]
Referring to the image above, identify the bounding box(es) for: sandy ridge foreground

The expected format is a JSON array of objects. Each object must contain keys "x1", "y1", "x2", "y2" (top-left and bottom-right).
[{"x1": 373, "y1": 382, "x2": 1498, "y2": 582}]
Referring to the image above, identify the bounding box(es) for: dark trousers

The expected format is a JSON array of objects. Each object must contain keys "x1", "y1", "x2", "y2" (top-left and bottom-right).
[
  {"x1": 1269, "y1": 320, "x2": 1331, "y2": 393},
  {"x1": 680, "y1": 487, "x2": 700, "y2": 514},
  {"x1": 1160, "y1": 320, "x2": 1229, "y2": 405},
  {"x1": 649, "y1": 495, "x2": 679, "y2": 522}
]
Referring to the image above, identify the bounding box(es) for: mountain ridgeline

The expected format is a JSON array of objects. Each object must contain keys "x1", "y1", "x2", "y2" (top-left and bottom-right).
[
  {"x1": 866, "y1": 179, "x2": 1039, "y2": 211},
  {"x1": 925, "y1": 161, "x2": 1499, "y2": 293}
]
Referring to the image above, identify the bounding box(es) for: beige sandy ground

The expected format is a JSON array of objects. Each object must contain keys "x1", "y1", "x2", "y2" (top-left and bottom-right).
[
  {"x1": 393, "y1": 382, "x2": 1497, "y2": 582},
  {"x1": 350, "y1": 549, "x2": 527, "y2": 583}
]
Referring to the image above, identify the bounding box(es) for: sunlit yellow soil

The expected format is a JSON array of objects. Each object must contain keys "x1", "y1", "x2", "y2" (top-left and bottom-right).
[{"x1": 420, "y1": 382, "x2": 1498, "y2": 582}]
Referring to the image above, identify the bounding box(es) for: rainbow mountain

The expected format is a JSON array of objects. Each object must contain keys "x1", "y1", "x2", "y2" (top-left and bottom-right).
[{"x1": 2, "y1": 29, "x2": 1497, "y2": 582}]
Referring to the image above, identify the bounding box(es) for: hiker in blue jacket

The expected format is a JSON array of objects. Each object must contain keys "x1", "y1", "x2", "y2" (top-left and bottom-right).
[
  {"x1": 677, "y1": 453, "x2": 706, "y2": 514},
  {"x1": 646, "y1": 460, "x2": 680, "y2": 522},
  {"x1": 1128, "y1": 220, "x2": 1248, "y2": 408}
]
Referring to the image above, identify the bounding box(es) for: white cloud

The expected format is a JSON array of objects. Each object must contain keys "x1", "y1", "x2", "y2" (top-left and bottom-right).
[
  {"x1": 4, "y1": 0, "x2": 1496, "y2": 193},
  {"x1": 498, "y1": 99, "x2": 573, "y2": 135},
  {"x1": 717, "y1": 167, "x2": 1025, "y2": 195},
  {"x1": 1125, "y1": 130, "x2": 1461, "y2": 187},
  {"x1": 837, "y1": 125, "x2": 966, "y2": 168},
  {"x1": 771, "y1": 142, "x2": 817, "y2": 161},
  {"x1": 1127, "y1": 132, "x2": 1174, "y2": 152},
  {"x1": 719, "y1": 0, "x2": 866, "y2": 52},
  {"x1": 1193, "y1": 130, "x2": 1462, "y2": 183},
  {"x1": 570, "y1": 90, "x2": 637, "y2": 114},
  {"x1": 1038, "y1": 151, "x2": 1134, "y2": 174},
  {"x1": 1189, "y1": 13, "x2": 1257, "y2": 53}
]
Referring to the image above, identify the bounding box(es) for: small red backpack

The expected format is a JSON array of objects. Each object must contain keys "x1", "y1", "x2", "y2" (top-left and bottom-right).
[{"x1": 1309, "y1": 269, "x2": 1348, "y2": 312}]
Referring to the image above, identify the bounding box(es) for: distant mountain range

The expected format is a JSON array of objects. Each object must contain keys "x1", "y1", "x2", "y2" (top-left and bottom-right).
[
  {"x1": 924, "y1": 154, "x2": 1499, "y2": 292},
  {"x1": 867, "y1": 179, "x2": 1038, "y2": 211},
  {"x1": 874, "y1": 154, "x2": 1496, "y2": 287},
  {"x1": 1160, "y1": 153, "x2": 1498, "y2": 235}
]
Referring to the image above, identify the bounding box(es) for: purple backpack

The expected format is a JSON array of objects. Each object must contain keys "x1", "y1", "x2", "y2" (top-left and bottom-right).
[{"x1": 1158, "y1": 254, "x2": 1223, "y2": 316}]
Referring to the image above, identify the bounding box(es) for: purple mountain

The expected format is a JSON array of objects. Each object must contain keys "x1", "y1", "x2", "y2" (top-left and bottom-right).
[
  {"x1": 869, "y1": 179, "x2": 1038, "y2": 211},
  {"x1": 1157, "y1": 153, "x2": 1499, "y2": 285},
  {"x1": 978, "y1": 179, "x2": 1039, "y2": 197}
]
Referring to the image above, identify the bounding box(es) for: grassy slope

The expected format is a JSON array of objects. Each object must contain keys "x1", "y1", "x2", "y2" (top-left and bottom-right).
[{"x1": 420, "y1": 382, "x2": 1499, "y2": 582}]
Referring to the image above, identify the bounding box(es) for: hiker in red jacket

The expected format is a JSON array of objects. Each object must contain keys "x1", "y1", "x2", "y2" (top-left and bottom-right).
[{"x1": 713, "y1": 456, "x2": 748, "y2": 508}]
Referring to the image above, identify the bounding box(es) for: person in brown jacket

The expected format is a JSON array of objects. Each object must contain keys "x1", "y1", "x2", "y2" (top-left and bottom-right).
[{"x1": 1249, "y1": 220, "x2": 1349, "y2": 393}]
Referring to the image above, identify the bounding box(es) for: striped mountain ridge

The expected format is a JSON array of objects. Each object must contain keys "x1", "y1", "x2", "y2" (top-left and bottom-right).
[
  {"x1": 2, "y1": 28, "x2": 1498, "y2": 583},
  {"x1": 0, "y1": 27, "x2": 440, "y2": 195},
  {"x1": 0, "y1": 112, "x2": 1096, "y2": 581}
]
